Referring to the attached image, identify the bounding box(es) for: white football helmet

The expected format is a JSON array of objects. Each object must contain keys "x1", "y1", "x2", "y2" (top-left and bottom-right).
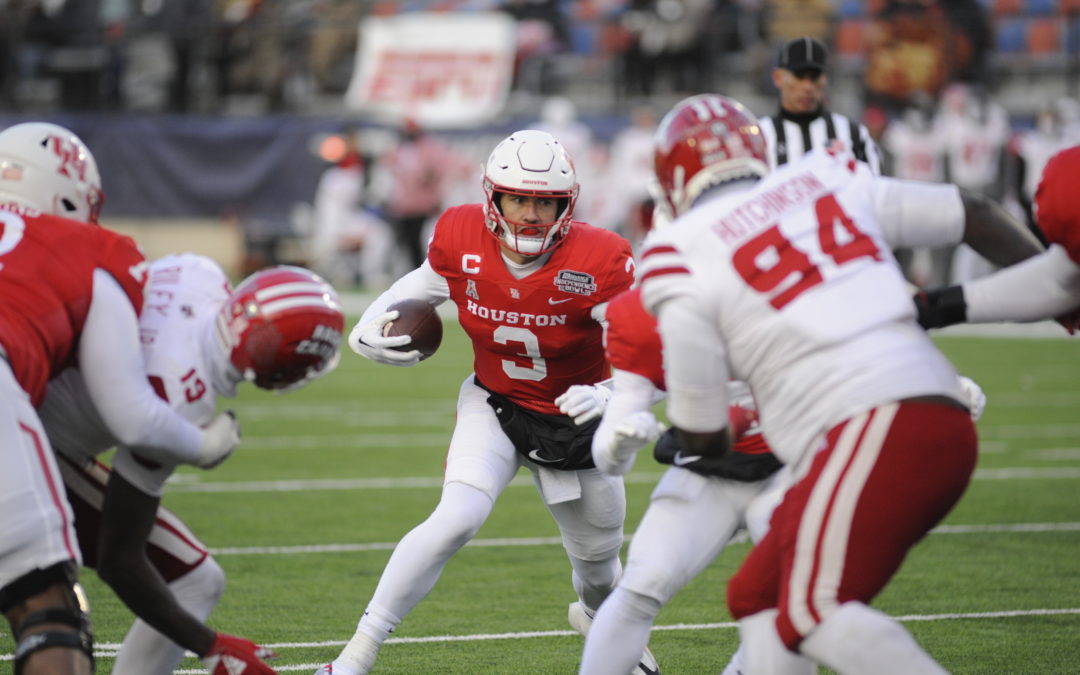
[
  {"x1": 0, "y1": 122, "x2": 104, "y2": 223},
  {"x1": 482, "y1": 129, "x2": 579, "y2": 256}
]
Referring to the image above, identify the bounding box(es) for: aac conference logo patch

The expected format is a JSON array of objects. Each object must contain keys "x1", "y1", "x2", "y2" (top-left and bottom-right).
[{"x1": 554, "y1": 270, "x2": 597, "y2": 296}]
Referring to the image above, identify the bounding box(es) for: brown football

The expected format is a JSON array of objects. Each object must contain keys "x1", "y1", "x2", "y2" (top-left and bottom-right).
[{"x1": 383, "y1": 298, "x2": 443, "y2": 360}]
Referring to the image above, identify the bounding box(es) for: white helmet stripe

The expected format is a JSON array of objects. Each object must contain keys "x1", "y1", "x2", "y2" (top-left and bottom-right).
[
  {"x1": 255, "y1": 281, "x2": 328, "y2": 300},
  {"x1": 260, "y1": 296, "x2": 339, "y2": 316}
]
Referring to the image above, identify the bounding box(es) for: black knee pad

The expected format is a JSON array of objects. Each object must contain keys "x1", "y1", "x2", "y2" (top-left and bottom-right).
[
  {"x1": 14, "y1": 608, "x2": 95, "y2": 674},
  {"x1": 1, "y1": 562, "x2": 94, "y2": 673}
]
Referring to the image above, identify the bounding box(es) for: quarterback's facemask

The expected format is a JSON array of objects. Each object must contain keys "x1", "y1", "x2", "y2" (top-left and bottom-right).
[
  {"x1": 215, "y1": 266, "x2": 345, "y2": 392},
  {"x1": 653, "y1": 94, "x2": 769, "y2": 218},
  {"x1": 482, "y1": 129, "x2": 579, "y2": 256},
  {"x1": 0, "y1": 122, "x2": 104, "y2": 223}
]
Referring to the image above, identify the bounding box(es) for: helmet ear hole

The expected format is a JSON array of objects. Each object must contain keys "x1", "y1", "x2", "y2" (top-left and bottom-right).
[{"x1": 60, "y1": 197, "x2": 78, "y2": 214}]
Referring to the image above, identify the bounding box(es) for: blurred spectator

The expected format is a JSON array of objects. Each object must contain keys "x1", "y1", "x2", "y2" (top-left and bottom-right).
[
  {"x1": 1010, "y1": 98, "x2": 1079, "y2": 232},
  {"x1": 309, "y1": 126, "x2": 395, "y2": 289},
  {"x1": 21, "y1": 0, "x2": 111, "y2": 110},
  {"x1": 882, "y1": 92, "x2": 950, "y2": 286},
  {"x1": 372, "y1": 118, "x2": 468, "y2": 269},
  {"x1": 308, "y1": 0, "x2": 363, "y2": 93},
  {"x1": 597, "y1": 103, "x2": 657, "y2": 247},
  {"x1": 613, "y1": 0, "x2": 713, "y2": 99},
  {"x1": 500, "y1": 0, "x2": 569, "y2": 95},
  {"x1": 534, "y1": 96, "x2": 604, "y2": 225},
  {"x1": 938, "y1": 0, "x2": 993, "y2": 88},
  {"x1": 864, "y1": 0, "x2": 949, "y2": 115},
  {"x1": 939, "y1": 83, "x2": 1012, "y2": 283}
]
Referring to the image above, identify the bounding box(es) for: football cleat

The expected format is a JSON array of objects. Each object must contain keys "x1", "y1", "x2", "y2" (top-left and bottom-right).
[
  {"x1": 312, "y1": 665, "x2": 333, "y2": 674},
  {"x1": 568, "y1": 601, "x2": 662, "y2": 675}
]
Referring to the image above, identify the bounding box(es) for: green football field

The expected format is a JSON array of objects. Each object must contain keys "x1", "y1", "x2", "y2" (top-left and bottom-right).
[{"x1": 3, "y1": 324, "x2": 1080, "y2": 674}]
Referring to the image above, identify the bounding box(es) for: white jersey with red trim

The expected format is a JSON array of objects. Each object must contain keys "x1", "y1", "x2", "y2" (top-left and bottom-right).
[
  {"x1": 40, "y1": 253, "x2": 232, "y2": 496},
  {"x1": 640, "y1": 150, "x2": 966, "y2": 465}
]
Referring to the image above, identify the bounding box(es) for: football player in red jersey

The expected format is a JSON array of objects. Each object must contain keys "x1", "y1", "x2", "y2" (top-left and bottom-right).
[
  {"x1": 638, "y1": 95, "x2": 1041, "y2": 674},
  {"x1": 916, "y1": 144, "x2": 1080, "y2": 332},
  {"x1": 316, "y1": 130, "x2": 659, "y2": 675},
  {"x1": 39, "y1": 257, "x2": 343, "y2": 675},
  {"x1": 0, "y1": 122, "x2": 239, "y2": 675}
]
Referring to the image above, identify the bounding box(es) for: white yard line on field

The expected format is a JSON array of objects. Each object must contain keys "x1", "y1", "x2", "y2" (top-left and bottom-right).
[
  {"x1": 81, "y1": 607, "x2": 1080, "y2": 672},
  {"x1": 230, "y1": 426, "x2": 1080, "y2": 450},
  {"x1": 164, "y1": 465, "x2": 1080, "y2": 493},
  {"x1": 208, "y1": 521, "x2": 1080, "y2": 556}
]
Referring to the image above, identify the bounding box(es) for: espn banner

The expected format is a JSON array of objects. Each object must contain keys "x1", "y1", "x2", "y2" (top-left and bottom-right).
[{"x1": 345, "y1": 12, "x2": 516, "y2": 128}]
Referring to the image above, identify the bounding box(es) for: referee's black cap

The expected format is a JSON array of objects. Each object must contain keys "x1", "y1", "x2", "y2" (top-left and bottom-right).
[{"x1": 778, "y1": 36, "x2": 829, "y2": 73}]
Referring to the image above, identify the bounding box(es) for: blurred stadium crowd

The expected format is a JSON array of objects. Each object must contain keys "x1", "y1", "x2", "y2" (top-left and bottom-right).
[{"x1": 1, "y1": 0, "x2": 1077, "y2": 287}]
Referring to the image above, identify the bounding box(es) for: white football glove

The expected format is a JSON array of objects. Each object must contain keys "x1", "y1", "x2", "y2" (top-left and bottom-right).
[
  {"x1": 195, "y1": 411, "x2": 241, "y2": 469},
  {"x1": 555, "y1": 384, "x2": 612, "y2": 425},
  {"x1": 958, "y1": 375, "x2": 987, "y2": 422},
  {"x1": 593, "y1": 411, "x2": 665, "y2": 476},
  {"x1": 348, "y1": 310, "x2": 422, "y2": 366}
]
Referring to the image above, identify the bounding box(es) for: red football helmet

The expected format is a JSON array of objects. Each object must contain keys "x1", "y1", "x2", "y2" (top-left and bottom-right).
[
  {"x1": 216, "y1": 266, "x2": 345, "y2": 392},
  {"x1": 1034, "y1": 145, "x2": 1080, "y2": 261},
  {"x1": 653, "y1": 94, "x2": 768, "y2": 218}
]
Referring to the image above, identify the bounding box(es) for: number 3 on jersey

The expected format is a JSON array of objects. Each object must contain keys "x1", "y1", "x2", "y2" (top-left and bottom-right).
[
  {"x1": 732, "y1": 194, "x2": 882, "y2": 309},
  {"x1": 494, "y1": 326, "x2": 548, "y2": 382}
]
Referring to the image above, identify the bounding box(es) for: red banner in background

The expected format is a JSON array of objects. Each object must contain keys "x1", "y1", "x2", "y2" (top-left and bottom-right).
[{"x1": 346, "y1": 13, "x2": 516, "y2": 128}]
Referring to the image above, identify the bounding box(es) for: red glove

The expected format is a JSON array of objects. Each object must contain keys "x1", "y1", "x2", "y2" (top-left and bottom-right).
[
  {"x1": 727, "y1": 402, "x2": 759, "y2": 441},
  {"x1": 202, "y1": 632, "x2": 278, "y2": 675},
  {"x1": 1055, "y1": 308, "x2": 1080, "y2": 335}
]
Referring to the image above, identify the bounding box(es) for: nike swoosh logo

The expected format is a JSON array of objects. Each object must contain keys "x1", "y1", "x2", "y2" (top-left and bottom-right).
[
  {"x1": 673, "y1": 452, "x2": 702, "y2": 466},
  {"x1": 548, "y1": 297, "x2": 572, "y2": 305},
  {"x1": 528, "y1": 449, "x2": 559, "y2": 463}
]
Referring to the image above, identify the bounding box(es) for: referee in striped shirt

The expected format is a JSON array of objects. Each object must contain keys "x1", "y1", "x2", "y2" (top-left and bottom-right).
[{"x1": 760, "y1": 36, "x2": 882, "y2": 175}]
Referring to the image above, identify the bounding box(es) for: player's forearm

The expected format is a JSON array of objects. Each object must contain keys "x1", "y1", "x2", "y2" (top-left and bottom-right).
[
  {"x1": 959, "y1": 188, "x2": 1044, "y2": 268},
  {"x1": 96, "y1": 474, "x2": 216, "y2": 655},
  {"x1": 356, "y1": 260, "x2": 450, "y2": 325},
  {"x1": 964, "y1": 245, "x2": 1080, "y2": 322},
  {"x1": 656, "y1": 295, "x2": 731, "y2": 434}
]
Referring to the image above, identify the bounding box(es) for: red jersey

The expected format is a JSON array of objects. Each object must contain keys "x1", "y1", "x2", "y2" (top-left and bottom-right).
[
  {"x1": 0, "y1": 205, "x2": 147, "y2": 405},
  {"x1": 604, "y1": 287, "x2": 774, "y2": 458},
  {"x1": 427, "y1": 204, "x2": 634, "y2": 414},
  {"x1": 1034, "y1": 145, "x2": 1080, "y2": 265},
  {"x1": 605, "y1": 288, "x2": 665, "y2": 391}
]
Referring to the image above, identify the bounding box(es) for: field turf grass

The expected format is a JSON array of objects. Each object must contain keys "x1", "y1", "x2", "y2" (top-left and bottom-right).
[{"x1": 3, "y1": 326, "x2": 1079, "y2": 673}]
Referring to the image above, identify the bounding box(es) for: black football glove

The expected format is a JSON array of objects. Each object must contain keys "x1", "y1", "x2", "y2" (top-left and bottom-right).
[{"x1": 913, "y1": 285, "x2": 968, "y2": 330}]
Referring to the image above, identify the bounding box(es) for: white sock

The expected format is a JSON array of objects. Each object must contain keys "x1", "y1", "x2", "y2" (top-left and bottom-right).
[
  {"x1": 332, "y1": 483, "x2": 493, "y2": 673},
  {"x1": 801, "y1": 602, "x2": 948, "y2": 675},
  {"x1": 570, "y1": 554, "x2": 622, "y2": 614},
  {"x1": 738, "y1": 609, "x2": 816, "y2": 675},
  {"x1": 719, "y1": 644, "x2": 747, "y2": 675},
  {"x1": 112, "y1": 557, "x2": 226, "y2": 675},
  {"x1": 578, "y1": 587, "x2": 660, "y2": 675}
]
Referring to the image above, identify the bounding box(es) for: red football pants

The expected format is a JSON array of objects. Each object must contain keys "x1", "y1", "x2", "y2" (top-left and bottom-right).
[{"x1": 726, "y1": 401, "x2": 977, "y2": 650}]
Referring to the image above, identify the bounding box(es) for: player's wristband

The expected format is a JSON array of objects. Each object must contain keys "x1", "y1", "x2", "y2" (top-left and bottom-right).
[{"x1": 914, "y1": 286, "x2": 967, "y2": 329}]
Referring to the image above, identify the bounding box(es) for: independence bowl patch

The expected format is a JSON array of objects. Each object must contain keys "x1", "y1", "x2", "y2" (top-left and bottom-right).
[{"x1": 554, "y1": 269, "x2": 597, "y2": 296}]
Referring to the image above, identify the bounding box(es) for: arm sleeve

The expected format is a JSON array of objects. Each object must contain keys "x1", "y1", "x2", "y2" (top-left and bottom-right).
[
  {"x1": 655, "y1": 292, "x2": 731, "y2": 434},
  {"x1": 963, "y1": 244, "x2": 1080, "y2": 322},
  {"x1": 80, "y1": 270, "x2": 203, "y2": 462},
  {"x1": 356, "y1": 260, "x2": 450, "y2": 325},
  {"x1": 873, "y1": 179, "x2": 965, "y2": 249},
  {"x1": 591, "y1": 368, "x2": 662, "y2": 457}
]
